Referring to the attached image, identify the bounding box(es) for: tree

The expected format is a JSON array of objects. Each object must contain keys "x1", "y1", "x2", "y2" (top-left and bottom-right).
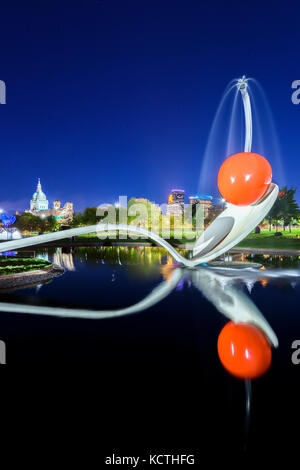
[
  {"x1": 82, "y1": 207, "x2": 98, "y2": 225},
  {"x1": 45, "y1": 216, "x2": 59, "y2": 233},
  {"x1": 71, "y1": 211, "x2": 84, "y2": 227},
  {"x1": 16, "y1": 212, "x2": 40, "y2": 233},
  {"x1": 267, "y1": 196, "x2": 282, "y2": 231},
  {"x1": 267, "y1": 187, "x2": 300, "y2": 232},
  {"x1": 14, "y1": 212, "x2": 60, "y2": 234},
  {"x1": 127, "y1": 198, "x2": 158, "y2": 229},
  {"x1": 282, "y1": 187, "x2": 300, "y2": 232}
]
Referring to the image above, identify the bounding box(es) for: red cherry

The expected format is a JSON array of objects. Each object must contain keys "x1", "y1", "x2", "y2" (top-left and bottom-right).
[
  {"x1": 217, "y1": 322, "x2": 272, "y2": 379},
  {"x1": 217, "y1": 152, "x2": 272, "y2": 206}
]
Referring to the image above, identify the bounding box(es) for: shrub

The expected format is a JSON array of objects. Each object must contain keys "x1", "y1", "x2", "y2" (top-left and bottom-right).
[{"x1": 0, "y1": 257, "x2": 52, "y2": 276}]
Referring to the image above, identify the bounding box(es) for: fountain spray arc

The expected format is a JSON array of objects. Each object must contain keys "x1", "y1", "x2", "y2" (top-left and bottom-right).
[
  {"x1": 237, "y1": 76, "x2": 252, "y2": 153},
  {"x1": 192, "y1": 76, "x2": 278, "y2": 260},
  {"x1": 0, "y1": 76, "x2": 278, "y2": 266}
]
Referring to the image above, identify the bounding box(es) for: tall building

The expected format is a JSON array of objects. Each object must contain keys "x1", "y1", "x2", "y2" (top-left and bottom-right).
[
  {"x1": 29, "y1": 178, "x2": 74, "y2": 223},
  {"x1": 166, "y1": 189, "x2": 185, "y2": 216},
  {"x1": 30, "y1": 178, "x2": 49, "y2": 212},
  {"x1": 189, "y1": 194, "x2": 213, "y2": 218}
]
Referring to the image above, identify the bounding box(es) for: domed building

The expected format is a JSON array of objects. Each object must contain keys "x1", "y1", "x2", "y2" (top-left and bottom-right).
[
  {"x1": 30, "y1": 178, "x2": 49, "y2": 212},
  {"x1": 29, "y1": 178, "x2": 73, "y2": 224}
]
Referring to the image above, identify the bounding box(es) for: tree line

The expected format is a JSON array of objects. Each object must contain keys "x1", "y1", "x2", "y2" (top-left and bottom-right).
[
  {"x1": 12, "y1": 212, "x2": 59, "y2": 233},
  {"x1": 5, "y1": 188, "x2": 300, "y2": 234}
]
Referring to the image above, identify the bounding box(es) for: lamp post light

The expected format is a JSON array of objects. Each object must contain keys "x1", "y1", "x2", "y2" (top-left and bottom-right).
[{"x1": 219, "y1": 198, "x2": 226, "y2": 211}]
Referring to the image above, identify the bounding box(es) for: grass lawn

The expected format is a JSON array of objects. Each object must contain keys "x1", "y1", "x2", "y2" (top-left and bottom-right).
[
  {"x1": 76, "y1": 230, "x2": 201, "y2": 244},
  {"x1": 74, "y1": 227, "x2": 300, "y2": 250},
  {"x1": 237, "y1": 228, "x2": 300, "y2": 250},
  {"x1": 77, "y1": 228, "x2": 300, "y2": 250},
  {"x1": 0, "y1": 257, "x2": 52, "y2": 276}
]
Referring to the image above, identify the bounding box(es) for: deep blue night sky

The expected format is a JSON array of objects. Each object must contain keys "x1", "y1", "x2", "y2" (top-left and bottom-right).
[{"x1": 0, "y1": 0, "x2": 299, "y2": 212}]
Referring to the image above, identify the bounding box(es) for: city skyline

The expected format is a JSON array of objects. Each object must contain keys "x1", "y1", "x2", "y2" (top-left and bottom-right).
[{"x1": 1, "y1": 176, "x2": 216, "y2": 215}]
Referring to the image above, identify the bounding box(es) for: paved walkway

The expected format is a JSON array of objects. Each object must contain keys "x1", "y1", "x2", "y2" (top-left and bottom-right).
[
  {"x1": 178, "y1": 244, "x2": 300, "y2": 256},
  {"x1": 230, "y1": 247, "x2": 300, "y2": 255}
]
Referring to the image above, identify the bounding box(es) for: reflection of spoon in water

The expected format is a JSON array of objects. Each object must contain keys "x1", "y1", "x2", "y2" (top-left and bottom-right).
[
  {"x1": 191, "y1": 268, "x2": 278, "y2": 347},
  {"x1": 0, "y1": 267, "x2": 280, "y2": 343},
  {"x1": 0, "y1": 264, "x2": 277, "y2": 451}
]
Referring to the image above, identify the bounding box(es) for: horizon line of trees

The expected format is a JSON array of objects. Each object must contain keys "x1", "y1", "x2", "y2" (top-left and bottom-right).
[{"x1": 4, "y1": 188, "x2": 300, "y2": 234}]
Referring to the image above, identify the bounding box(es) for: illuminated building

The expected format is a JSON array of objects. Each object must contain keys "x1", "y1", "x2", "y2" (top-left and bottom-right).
[
  {"x1": 30, "y1": 178, "x2": 49, "y2": 212},
  {"x1": 53, "y1": 200, "x2": 61, "y2": 211},
  {"x1": 189, "y1": 194, "x2": 213, "y2": 218},
  {"x1": 29, "y1": 178, "x2": 74, "y2": 223},
  {"x1": 167, "y1": 189, "x2": 185, "y2": 216}
]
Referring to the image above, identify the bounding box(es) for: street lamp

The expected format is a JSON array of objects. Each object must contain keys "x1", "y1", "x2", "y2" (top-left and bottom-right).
[{"x1": 219, "y1": 198, "x2": 226, "y2": 210}]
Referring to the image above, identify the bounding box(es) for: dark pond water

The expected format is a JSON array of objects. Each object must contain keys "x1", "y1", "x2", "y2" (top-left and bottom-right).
[{"x1": 1, "y1": 246, "x2": 300, "y2": 456}]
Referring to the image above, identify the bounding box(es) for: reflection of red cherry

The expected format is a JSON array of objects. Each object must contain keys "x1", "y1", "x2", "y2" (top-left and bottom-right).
[
  {"x1": 217, "y1": 152, "x2": 272, "y2": 206},
  {"x1": 217, "y1": 322, "x2": 272, "y2": 379}
]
